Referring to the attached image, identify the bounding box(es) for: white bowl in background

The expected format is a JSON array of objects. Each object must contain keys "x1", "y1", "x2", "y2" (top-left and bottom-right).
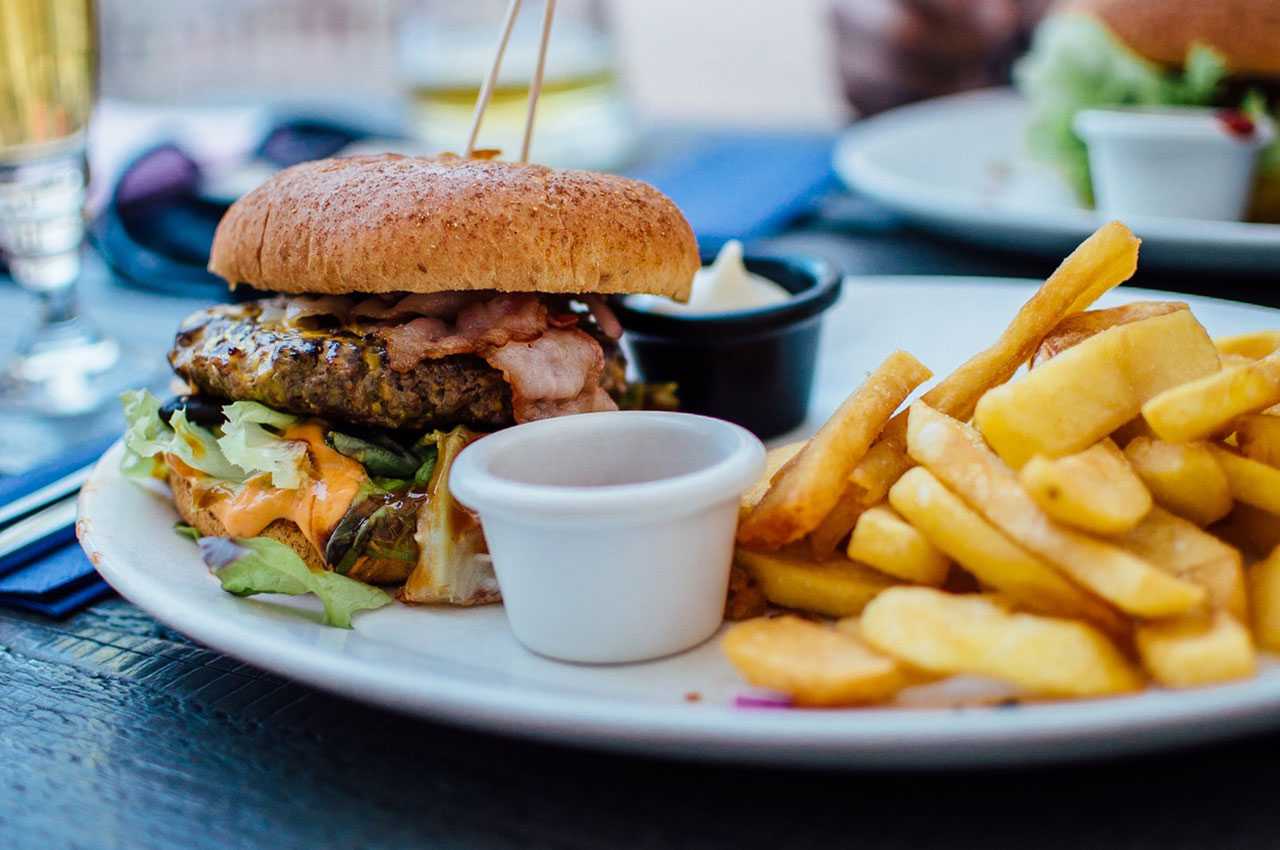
[{"x1": 1075, "y1": 106, "x2": 1276, "y2": 221}]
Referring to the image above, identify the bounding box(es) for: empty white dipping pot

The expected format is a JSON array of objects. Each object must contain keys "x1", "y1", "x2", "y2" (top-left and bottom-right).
[
  {"x1": 449, "y1": 411, "x2": 766, "y2": 663},
  {"x1": 1075, "y1": 106, "x2": 1276, "y2": 221}
]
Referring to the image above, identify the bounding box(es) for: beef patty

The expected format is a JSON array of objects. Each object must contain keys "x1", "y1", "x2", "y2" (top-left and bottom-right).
[{"x1": 169, "y1": 303, "x2": 625, "y2": 431}]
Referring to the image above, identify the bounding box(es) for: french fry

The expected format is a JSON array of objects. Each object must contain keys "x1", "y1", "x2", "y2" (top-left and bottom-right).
[
  {"x1": 1215, "y1": 329, "x2": 1280, "y2": 360},
  {"x1": 1123, "y1": 437, "x2": 1233, "y2": 526},
  {"x1": 1212, "y1": 504, "x2": 1280, "y2": 561},
  {"x1": 721, "y1": 616, "x2": 914, "y2": 706},
  {"x1": 1135, "y1": 611, "x2": 1255, "y2": 688},
  {"x1": 907, "y1": 402, "x2": 1206, "y2": 617},
  {"x1": 846, "y1": 221, "x2": 1142, "y2": 507},
  {"x1": 1209, "y1": 444, "x2": 1280, "y2": 515},
  {"x1": 861, "y1": 588, "x2": 1142, "y2": 698},
  {"x1": 888, "y1": 466, "x2": 1126, "y2": 634},
  {"x1": 1235, "y1": 413, "x2": 1280, "y2": 468},
  {"x1": 1143, "y1": 350, "x2": 1280, "y2": 443},
  {"x1": 737, "y1": 351, "x2": 931, "y2": 548},
  {"x1": 1019, "y1": 440, "x2": 1152, "y2": 535},
  {"x1": 975, "y1": 310, "x2": 1221, "y2": 467},
  {"x1": 1249, "y1": 546, "x2": 1280, "y2": 652},
  {"x1": 1111, "y1": 507, "x2": 1247, "y2": 621},
  {"x1": 847, "y1": 505, "x2": 950, "y2": 586},
  {"x1": 1031, "y1": 301, "x2": 1187, "y2": 368},
  {"x1": 807, "y1": 488, "x2": 865, "y2": 558},
  {"x1": 740, "y1": 441, "x2": 805, "y2": 517},
  {"x1": 734, "y1": 546, "x2": 898, "y2": 618}
]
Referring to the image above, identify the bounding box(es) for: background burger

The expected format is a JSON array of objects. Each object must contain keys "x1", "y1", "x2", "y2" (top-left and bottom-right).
[
  {"x1": 121, "y1": 153, "x2": 698, "y2": 615},
  {"x1": 1015, "y1": 0, "x2": 1280, "y2": 221}
]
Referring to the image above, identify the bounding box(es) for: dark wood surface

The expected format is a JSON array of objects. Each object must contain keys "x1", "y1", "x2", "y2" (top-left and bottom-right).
[
  {"x1": 5, "y1": 215, "x2": 1280, "y2": 850},
  {"x1": 6, "y1": 597, "x2": 1280, "y2": 850}
]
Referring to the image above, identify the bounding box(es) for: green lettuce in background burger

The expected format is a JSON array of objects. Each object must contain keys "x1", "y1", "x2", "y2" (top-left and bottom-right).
[{"x1": 1014, "y1": 0, "x2": 1280, "y2": 221}]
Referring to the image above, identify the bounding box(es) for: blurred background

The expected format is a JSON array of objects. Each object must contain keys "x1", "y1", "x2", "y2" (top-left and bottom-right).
[{"x1": 0, "y1": 0, "x2": 1055, "y2": 468}]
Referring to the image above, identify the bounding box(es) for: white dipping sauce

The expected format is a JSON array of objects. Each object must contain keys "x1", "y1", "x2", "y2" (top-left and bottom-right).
[{"x1": 627, "y1": 240, "x2": 790, "y2": 315}]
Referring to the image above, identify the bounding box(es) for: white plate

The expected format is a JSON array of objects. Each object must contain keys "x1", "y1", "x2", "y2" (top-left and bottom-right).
[
  {"x1": 834, "y1": 88, "x2": 1280, "y2": 274},
  {"x1": 80, "y1": 277, "x2": 1280, "y2": 769}
]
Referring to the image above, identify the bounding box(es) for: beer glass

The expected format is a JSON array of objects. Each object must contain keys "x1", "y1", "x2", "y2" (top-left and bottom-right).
[{"x1": 0, "y1": 0, "x2": 145, "y2": 417}]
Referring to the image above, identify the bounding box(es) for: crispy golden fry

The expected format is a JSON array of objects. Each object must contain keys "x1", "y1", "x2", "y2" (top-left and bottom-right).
[
  {"x1": 1112, "y1": 507, "x2": 1247, "y2": 621},
  {"x1": 1123, "y1": 437, "x2": 1233, "y2": 526},
  {"x1": 737, "y1": 352, "x2": 931, "y2": 548},
  {"x1": 1209, "y1": 444, "x2": 1280, "y2": 516},
  {"x1": 847, "y1": 505, "x2": 950, "y2": 586},
  {"x1": 1215, "y1": 330, "x2": 1280, "y2": 360},
  {"x1": 1135, "y1": 611, "x2": 1255, "y2": 688},
  {"x1": 846, "y1": 221, "x2": 1142, "y2": 506},
  {"x1": 734, "y1": 546, "x2": 898, "y2": 618},
  {"x1": 740, "y1": 441, "x2": 805, "y2": 517},
  {"x1": 907, "y1": 402, "x2": 1206, "y2": 617},
  {"x1": 1213, "y1": 504, "x2": 1280, "y2": 561},
  {"x1": 1019, "y1": 440, "x2": 1152, "y2": 535},
  {"x1": 975, "y1": 310, "x2": 1220, "y2": 467},
  {"x1": 807, "y1": 488, "x2": 865, "y2": 558},
  {"x1": 887, "y1": 466, "x2": 1126, "y2": 634},
  {"x1": 1249, "y1": 546, "x2": 1280, "y2": 652},
  {"x1": 1221, "y1": 354, "x2": 1257, "y2": 369},
  {"x1": 861, "y1": 588, "x2": 1142, "y2": 698},
  {"x1": 1144, "y1": 350, "x2": 1280, "y2": 443},
  {"x1": 1235, "y1": 413, "x2": 1280, "y2": 468},
  {"x1": 1031, "y1": 301, "x2": 1187, "y2": 368},
  {"x1": 721, "y1": 616, "x2": 915, "y2": 706}
]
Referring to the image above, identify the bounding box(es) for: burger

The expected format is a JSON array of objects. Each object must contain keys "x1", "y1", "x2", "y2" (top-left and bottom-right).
[
  {"x1": 121, "y1": 153, "x2": 698, "y2": 617},
  {"x1": 1015, "y1": 0, "x2": 1280, "y2": 221}
]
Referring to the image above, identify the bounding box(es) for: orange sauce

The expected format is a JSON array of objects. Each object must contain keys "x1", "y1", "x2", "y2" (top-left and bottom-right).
[{"x1": 205, "y1": 423, "x2": 367, "y2": 555}]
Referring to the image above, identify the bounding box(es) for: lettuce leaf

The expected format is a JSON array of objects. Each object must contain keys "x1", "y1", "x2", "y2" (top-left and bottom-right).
[
  {"x1": 120, "y1": 389, "x2": 245, "y2": 482},
  {"x1": 216, "y1": 401, "x2": 305, "y2": 489},
  {"x1": 121, "y1": 391, "x2": 311, "y2": 489},
  {"x1": 1014, "y1": 14, "x2": 1231, "y2": 202},
  {"x1": 197, "y1": 535, "x2": 391, "y2": 628}
]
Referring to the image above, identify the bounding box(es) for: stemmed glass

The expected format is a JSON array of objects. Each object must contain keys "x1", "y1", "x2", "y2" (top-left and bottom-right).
[{"x1": 0, "y1": 0, "x2": 147, "y2": 427}]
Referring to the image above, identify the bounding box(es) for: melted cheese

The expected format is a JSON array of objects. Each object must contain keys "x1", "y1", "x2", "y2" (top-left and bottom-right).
[{"x1": 206, "y1": 423, "x2": 366, "y2": 554}]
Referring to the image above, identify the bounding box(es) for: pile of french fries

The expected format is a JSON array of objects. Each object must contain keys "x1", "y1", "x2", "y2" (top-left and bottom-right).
[{"x1": 723, "y1": 221, "x2": 1280, "y2": 707}]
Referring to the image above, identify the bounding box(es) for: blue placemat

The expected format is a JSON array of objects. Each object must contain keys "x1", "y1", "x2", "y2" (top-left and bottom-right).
[{"x1": 0, "y1": 433, "x2": 119, "y2": 617}]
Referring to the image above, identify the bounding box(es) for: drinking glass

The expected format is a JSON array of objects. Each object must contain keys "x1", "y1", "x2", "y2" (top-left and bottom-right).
[
  {"x1": 396, "y1": 0, "x2": 635, "y2": 170},
  {"x1": 0, "y1": 0, "x2": 147, "y2": 419}
]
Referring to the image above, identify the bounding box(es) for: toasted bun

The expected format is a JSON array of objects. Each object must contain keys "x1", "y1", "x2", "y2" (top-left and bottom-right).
[
  {"x1": 168, "y1": 468, "x2": 324, "y2": 570},
  {"x1": 208, "y1": 154, "x2": 699, "y2": 301},
  {"x1": 1067, "y1": 0, "x2": 1280, "y2": 76}
]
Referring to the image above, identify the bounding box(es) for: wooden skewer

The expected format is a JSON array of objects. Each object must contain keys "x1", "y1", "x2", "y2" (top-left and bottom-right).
[
  {"x1": 518, "y1": 0, "x2": 557, "y2": 163},
  {"x1": 464, "y1": 0, "x2": 524, "y2": 158}
]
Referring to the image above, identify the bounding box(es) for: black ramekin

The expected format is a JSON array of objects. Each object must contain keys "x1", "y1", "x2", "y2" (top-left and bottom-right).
[{"x1": 612, "y1": 252, "x2": 842, "y2": 439}]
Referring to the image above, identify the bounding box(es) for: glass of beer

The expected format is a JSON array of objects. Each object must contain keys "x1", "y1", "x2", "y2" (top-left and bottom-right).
[
  {"x1": 0, "y1": 0, "x2": 145, "y2": 417},
  {"x1": 396, "y1": 0, "x2": 635, "y2": 170}
]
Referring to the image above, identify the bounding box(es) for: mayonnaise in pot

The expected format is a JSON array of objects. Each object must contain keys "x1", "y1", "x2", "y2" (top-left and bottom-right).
[{"x1": 627, "y1": 240, "x2": 790, "y2": 315}]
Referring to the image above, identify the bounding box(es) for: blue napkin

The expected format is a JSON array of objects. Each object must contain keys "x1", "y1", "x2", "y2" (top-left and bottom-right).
[
  {"x1": 625, "y1": 132, "x2": 840, "y2": 251},
  {"x1": 0, "y1": 434, "x2": 119, "y2": 617}
]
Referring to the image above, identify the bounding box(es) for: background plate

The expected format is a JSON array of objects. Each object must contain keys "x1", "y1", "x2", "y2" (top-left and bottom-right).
[
  {"x1": 834, "y1": 89, "x2": 1280, "y2": 274},
  {"x1": 80, "y1": 277, "x2": 1280, "y2": 769}
]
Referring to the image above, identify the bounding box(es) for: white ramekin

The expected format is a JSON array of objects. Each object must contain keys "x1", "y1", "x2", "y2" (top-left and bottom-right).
[
  {"x1": 449, "y1": 411, "x2": 766, "y2": 664},
  {"x1": 1074, "y1": 107, "x2": 1276, "y2": 221}
]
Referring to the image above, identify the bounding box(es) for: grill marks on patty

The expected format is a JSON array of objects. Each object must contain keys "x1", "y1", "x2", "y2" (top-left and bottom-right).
[{"x1": 168, "y1": 301, "x2": 625, "y2": 430}]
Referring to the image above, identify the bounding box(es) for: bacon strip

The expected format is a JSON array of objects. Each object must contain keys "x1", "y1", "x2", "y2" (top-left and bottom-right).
[
  {"x1": 377, "y1": 294, "x2": 549, "y2": 373},
  {"x1": 484, "y1": 329, "x2": 618, "y2": 422}
]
